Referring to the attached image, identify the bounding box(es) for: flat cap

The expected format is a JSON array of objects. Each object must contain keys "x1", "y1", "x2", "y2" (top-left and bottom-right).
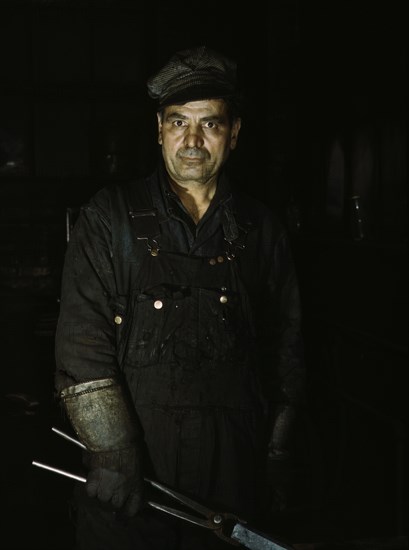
[{"x1": 147, "y1": 45, "x2": 239, "y2": 108}]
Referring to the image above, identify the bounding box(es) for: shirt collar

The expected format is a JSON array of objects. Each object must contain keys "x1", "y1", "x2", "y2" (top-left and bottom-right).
[{"x1": 155, "y1": 156, "x2": 233, "y2": 215}]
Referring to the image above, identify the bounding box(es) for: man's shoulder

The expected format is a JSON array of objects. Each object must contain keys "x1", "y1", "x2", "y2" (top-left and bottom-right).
[
  {"x1": 231, "y1": 188, "x2": 285, "y2": 235},
  {"x1": 86, "y1": 174, "x2": 155, "y2": 216}
]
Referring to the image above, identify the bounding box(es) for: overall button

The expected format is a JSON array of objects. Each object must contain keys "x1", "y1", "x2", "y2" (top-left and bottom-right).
[
  {"x1": 154, "y1": 300, "x2": 163, "y2": 309},
  {"x1": 220, "y1": 295, "x2": 228, "y2": 304},
  {"x1": 114, "y1": 315, "x2": 123, "y2": 325},
  {"x1": 217, "y1": 256, "x2": 224, "y2": 263},
  {"x1": 209, "y1": 258, "x2": 216, "y2": 265}
]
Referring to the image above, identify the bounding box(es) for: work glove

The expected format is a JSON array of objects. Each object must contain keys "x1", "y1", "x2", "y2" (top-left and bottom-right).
[
  {"x1": 60, "y1": 378, "x2": 144, "y2": 517},
  {"x1": 85, "y1": 444, "x2": 144, "y2": 517},
  {"x1": 267, "y1": 404, "x2": 297, "y2": 512},
  {"x1": 268, "y1": 403, "x2": 296, "y2": 459}
]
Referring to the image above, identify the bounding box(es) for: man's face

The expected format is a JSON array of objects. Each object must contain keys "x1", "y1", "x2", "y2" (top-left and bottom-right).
[{"x1": 157, "y1": 99, "x2": 241, "y2": 187}]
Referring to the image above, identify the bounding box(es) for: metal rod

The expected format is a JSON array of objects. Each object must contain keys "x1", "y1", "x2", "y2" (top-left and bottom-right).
[
  {"x1": 32, "y1": 460, "x2": 86, "y2": 483},
  {"x1": 31, "y1": 460, "x2": 164, "y2": 520},
  {"x1": 144, "y1": 477, "x2": 213, "y2": 517},
  {"x1": 52, "y1": 426, "x2": 87, "y2": 450}
]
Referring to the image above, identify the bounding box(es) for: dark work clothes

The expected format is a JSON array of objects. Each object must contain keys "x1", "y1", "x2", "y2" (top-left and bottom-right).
[
  {"x1": 72, "y1": 410, "x2": 264, "y2": 550},
  {"x1": 55, "y1": 163, "x2": 305, "y2": 549}
]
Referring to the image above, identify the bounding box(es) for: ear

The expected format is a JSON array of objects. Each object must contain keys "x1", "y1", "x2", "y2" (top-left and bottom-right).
[
  {"x1": 156, "y1": 112, "x2": 163, "y2": 145},
  {"x1": 229, "y1": 118, "x2": 241, "y2": 150}
]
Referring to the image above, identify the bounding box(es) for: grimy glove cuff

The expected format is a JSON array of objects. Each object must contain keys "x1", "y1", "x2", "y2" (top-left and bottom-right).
[
  {"x1": 60, "y1": 377, "x2": 139, "y2": 452},
  {"x1": 60, "y1": 377, "x2": 144, "y2": 516},
  {"x1": 268, "y1": 403, "x2": 297, "y2": 459}
]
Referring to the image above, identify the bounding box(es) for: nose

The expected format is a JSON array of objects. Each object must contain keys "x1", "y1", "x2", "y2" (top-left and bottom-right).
[{"x1": 184, "y1": 125, "x2": 204, "y2": 148}]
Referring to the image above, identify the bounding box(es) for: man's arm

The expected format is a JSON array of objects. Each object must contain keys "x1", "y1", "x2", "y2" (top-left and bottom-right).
[
  {"x1": 55, "y1": 202, "x2": 119, "y2": 388},
  {"x1": 55, "y1": 199, "x2": 144, "y2": 516},
  {"x1": 262, "y1": 227, "x2": 306, "y2": 456}
]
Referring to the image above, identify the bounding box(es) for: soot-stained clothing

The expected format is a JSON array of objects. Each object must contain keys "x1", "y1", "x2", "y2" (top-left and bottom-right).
[{"x1": 55, "y1": 163, "x2": 305, "y2": 548}]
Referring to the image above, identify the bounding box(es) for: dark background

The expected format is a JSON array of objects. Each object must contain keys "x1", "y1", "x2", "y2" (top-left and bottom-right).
[{"x1": 0, "y1": 1, "x2": 407, "y2": 549}]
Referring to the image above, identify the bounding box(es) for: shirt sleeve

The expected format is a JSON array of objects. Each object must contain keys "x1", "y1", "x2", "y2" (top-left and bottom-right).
[
  {"x1": 55, "y1": 198, "x2": 119, "y2": 392},
  {"x1": 257, "y1": 221, "x2": 306, "y2": 408},
  {"x1": 272, "y1": 230, "x2": 306, "y2": 405}
]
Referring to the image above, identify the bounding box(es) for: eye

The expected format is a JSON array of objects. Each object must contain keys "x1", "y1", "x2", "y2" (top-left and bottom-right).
[
  {"x1": 173, "y1": 119, "x2": 185, "y2": 127},
  {"x1": 204, "y1": 121, "x2": 216, "y2": 129}
]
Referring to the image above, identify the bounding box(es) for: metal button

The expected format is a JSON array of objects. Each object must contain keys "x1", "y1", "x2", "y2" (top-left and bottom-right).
[
  {"x1": 220, "y1": 295, "x2": 228, "y2": 304},
  {"x1": 154, "y1": 300, "x2": 163, "y2": 309},
  {"x1": 114, "y1": 315, "x2": 123, "y2": 325},
  {"x1": 217, "y1": 256, "x2": 224, "y2": 263},
  {"x1": 209, "y1": 258, "x2": 216, "y2": 265},
  {"x1": 151, "y1": 249, "x2": 159, "y2": 257}
]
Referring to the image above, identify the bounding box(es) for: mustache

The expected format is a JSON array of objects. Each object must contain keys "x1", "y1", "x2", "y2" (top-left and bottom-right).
[{"x1": 177, "y1": 148, "x2": 209, "y2": 160}]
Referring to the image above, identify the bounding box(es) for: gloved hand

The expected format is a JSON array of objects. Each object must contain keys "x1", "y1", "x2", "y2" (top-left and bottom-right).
[
  {"x1": 268, "y1": 403, "x2": 296, "y2": 457},
  {"x1": 85, "y1": 444, "x2": 144, "y2": 517},
  {"x1": 60, "y1": 378, "x2": 144, "y2": 517}
]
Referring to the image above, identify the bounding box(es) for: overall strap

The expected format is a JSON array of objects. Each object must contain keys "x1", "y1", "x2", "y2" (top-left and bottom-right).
[
  {"x1": 125, "y1": 179, "x2": 161, "y2": 256},
  {"x1": 222, "y1": 195, "x2": 253, "y2": 260},
  {"x1": 111, "y1": 178, "x2": 162, "y2": 366},
  {"x1": 108, "y1": 177, "x2": 162, "y2": 300}
]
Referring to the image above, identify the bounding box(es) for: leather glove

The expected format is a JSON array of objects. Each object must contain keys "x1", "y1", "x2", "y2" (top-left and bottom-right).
[
  {"x1": 268, "y1": 403, "x2": 296, "y2": 459},
  {"x1": 85, "y1": 445, "x2": 144, "y2": 516}
]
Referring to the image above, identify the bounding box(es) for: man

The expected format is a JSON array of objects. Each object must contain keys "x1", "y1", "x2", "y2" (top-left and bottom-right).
[{"x1": 54, "y1": 45, "x2": 305, "y2": 550}]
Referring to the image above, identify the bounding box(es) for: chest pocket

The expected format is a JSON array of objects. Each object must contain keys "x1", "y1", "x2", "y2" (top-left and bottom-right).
[{"x1": 120, "y1": 254, "x2": 255, "y2": 371}]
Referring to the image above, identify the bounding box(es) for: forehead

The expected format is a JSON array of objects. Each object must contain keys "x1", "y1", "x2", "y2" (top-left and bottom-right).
[{"x1": 162, "y1": 98, "x2": 229, "y2": 119}]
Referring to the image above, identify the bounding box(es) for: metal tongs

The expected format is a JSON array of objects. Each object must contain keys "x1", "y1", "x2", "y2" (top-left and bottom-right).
[{"x1": 32, "y1": 427, "x2": 295, "y2": 550}]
